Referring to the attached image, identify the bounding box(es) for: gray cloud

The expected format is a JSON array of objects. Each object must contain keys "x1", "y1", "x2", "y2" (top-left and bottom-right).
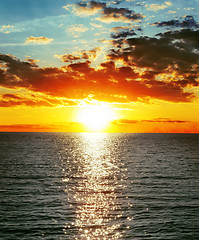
[
  {"x1": 111, "y1": 29, "x2": 136, "y2": 39},
  {"x1": 153, "y1": 15, "x2": 199, "y2": 29},
  {"x1": 108, "y1": 29, "x2": 199, "y2": 87},
  {"x1": 75, "y1": 1, "x2": 144, "y2": 22}
]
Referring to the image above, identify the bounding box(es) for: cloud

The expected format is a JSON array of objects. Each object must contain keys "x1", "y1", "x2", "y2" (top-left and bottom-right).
[
  {"x1": 2, "y1": 25, "x2": 14, "y2": 28},
  {"x1": 55, "y1": 48, "x2": 101, "y2": 63},
  {"x1": 25, "y1": 58, "x2": 39, "y2": 66},
  {"x1": 24, "y1": 36, "x2": 54, "y2": 44},
  {"x1": 66, "y1": 24, "x2": 89, "y2": 38},
  {"x1": 110, "y1": 26, "x2": 139, "y2": 48},
  {"x1": 0, "y1": 122, "x2": 84, "y2": 132},
  {"x1": 0, "y1": 52, "x2": 197, "y2": 104},
  {"x1": 168, "y1": 10, "x2": 176, "y2": 14},
  {"x1": 0, "y1": 124, "x2": 62, "y2": 132},
  {"x1": 146, "y1": 2, "x2": 172, "y2": 12},
  {"x1": 1, "y1": 24, "x2": 14, "y2": 34},
  {"x1": 112, "y1": 118, "x2": 199, "y2": 133},
  {"x1": 0, "y1": 91, "x2": 78, "y2": 108},
  {"x1": 0, "y1": 93, "x2": 53, "y2": 107},
  {"x1": 0, "y1": 124, "x2": 55, "y2": 131},
  {"x1": 72, "y1": 1, "x2": 106, "y2": 16},
  {"x1": 70, "y1": 1, "x2": 144, "y2": 23},
  {"x1": 108, "y1": 29, "x2": 199, "y2": 89},
  {"x1": 144, "y1": 118, "x2": 188, "y2": 123},
  {"x1": 114, "y1": 118, "x2": 189, "y2": 125},
  {"x1": 111, "y1": 28, "x2": 136, "y2": 39},
  {"x1": 153, "y1": 15, "x2": 199, "y2": 29},
  {"x1": 97, "y1": 6, "x2": 144, "y2": 23},
  {"x1": 90, "y1": 22, "x2": 103, "y2": 28},
  {"x1": 2, "y1": 93, "x2": 22, "y2": 100},
  {"x1": 62, "y1": 4, "x2": 73, "y2": 11},
  {"x1": 67, "y1": 24, "x2": 89, "y2": 34},
  {"x1": 55, "y1": 54, "x2": 81, "y2": 63}
]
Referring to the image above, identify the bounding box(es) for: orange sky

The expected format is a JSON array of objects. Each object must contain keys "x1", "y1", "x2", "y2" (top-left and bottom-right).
[{"x1": 0, "y1": 0, "x2": 199, "y2": 132}]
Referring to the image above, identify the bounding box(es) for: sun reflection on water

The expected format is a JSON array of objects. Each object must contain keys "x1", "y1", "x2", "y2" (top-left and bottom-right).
[{"x1": 63, "y1": 133, "x2": 124, "y2": 239}]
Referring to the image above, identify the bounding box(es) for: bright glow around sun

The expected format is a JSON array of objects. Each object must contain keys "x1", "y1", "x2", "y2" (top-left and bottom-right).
[{"x1": 78, "y1": 102, "x2": 115, "y2": 131}]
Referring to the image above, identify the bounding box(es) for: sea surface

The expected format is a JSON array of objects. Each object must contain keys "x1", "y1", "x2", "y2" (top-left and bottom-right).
[{"x1": 0, "y1": 132, "x2": 199, "y2": 239}]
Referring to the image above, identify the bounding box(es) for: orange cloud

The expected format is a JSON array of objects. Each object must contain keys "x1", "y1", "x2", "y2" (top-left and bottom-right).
[
  {"x1": 25, "y1": 58, "x2": 39, "y2": 66},
  {"x1": 24, "y1": 36, "x2": 54, "y2": 44},
  {"x1": 96, "y1": 11, "x2": 143, "y2": 23},
  {"x1": 112, "y1": 118, "x2": 199, "y2": 133},
  {"x1": 0, "y1": 122, "x2": 84, "y2": 132},
  {"x1": 114, "y1": 118, "x2": 189, "y2": 124},
  {"x1": 0, "y1": 54, "x2": 196, "y2": 104},
  {"x1": 0, "y1": 92, "x2": 78, "y2": 108},
  {"x1": 55, "y1": 48, "x2": 101, "y2": 63}
]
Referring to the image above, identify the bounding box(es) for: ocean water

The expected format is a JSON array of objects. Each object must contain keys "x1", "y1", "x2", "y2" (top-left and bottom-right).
[{"x1": 0, "y1": 133, "x2": 199, "y2": 240}]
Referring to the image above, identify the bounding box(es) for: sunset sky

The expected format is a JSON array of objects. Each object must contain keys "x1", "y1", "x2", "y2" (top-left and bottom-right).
[{"x1": 0, "y1": 0, "x2": 198, "y2": 132}]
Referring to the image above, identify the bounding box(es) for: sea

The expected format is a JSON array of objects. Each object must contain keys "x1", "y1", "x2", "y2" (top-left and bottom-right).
[{"x1": 0, "y1": 132, "x2": 199, "y2": 240}]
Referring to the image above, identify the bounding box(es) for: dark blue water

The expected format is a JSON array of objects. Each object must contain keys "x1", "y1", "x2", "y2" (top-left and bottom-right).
[{"x1": 0, "y1": 133, "x2": 199, "y2": 239}]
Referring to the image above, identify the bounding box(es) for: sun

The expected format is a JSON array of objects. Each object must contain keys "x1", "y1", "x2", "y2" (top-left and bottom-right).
[{"x1": 78, "y1": 103, "x2": 115, "y2": 131}]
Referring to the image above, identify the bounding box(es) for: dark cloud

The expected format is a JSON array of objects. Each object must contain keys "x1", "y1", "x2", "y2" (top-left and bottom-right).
[
  {"x1": 56, "y1": 48, "x2": 100, "y2": 63},
  {"x1": 108, "y1": 29, "x2": 199, "y2": 88},
  {"x1": 57, "y1": 54, "x2": 81, "y2": 62},
  {"x1": 153, "y1": 15, "x2": 199, "y2": 29},
  {"x1": 100, "y1": 6, "x2": 144, "y2": 22},
  {"x1": 140, "y1": 71, "x2": 160, "y2": 80},
  {"x1": 111, "y1": 29, "x2": 136, "y2": 39},
  {"x1": 77, "y1": 0, "x2": 106, "y2": 10},
  {"x1": 75, "y1": 1, "x2": 144, "y2": 22},
  {"x1": 111, "y1": 38, "x2": 126, "y2": 48},
  {"x1": 67, "y1": 61, "x2": 94, "y2": 73},
  {"x1": 110, "y1": 27, "x2": 138, "y2": 48},
  {"x1": 0, "y1": 53, "x2": 196, "y2": 104},
  {"x1": 100, "y1": 61, "x2": 115, "y2": 71}
]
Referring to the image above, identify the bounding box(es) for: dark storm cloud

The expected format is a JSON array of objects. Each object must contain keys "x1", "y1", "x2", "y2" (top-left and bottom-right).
[{"x1": 153, "y1": 15, "x2": 199, "y2": 29}]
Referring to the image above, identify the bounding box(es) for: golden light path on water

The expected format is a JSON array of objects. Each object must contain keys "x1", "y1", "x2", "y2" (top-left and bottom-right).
[{"x1": 62, "y1": 133, "x2": 126, "y2": 239}]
